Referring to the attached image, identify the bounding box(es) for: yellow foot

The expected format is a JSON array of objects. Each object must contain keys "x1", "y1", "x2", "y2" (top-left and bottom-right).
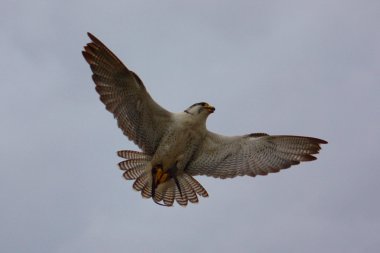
[{"x1": 153, "y1": 165, "x2": 170, "y2": 187}]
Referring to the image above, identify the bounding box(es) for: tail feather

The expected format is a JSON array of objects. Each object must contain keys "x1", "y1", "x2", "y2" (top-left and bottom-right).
[
  {"x1": 162, "y1": 186, "x2": 175, "y2": 206},
  {"x1": 132, "y1": 173, "x2": 148, "y2": 191},
  {"x1": 154, "y1": 181, "x2": 172, "y2": 202},
  {"x1": 118, "y1": 149, "x2": 151, "y2": 182},
  {"x1": 175, "y1": 185, "x2": 188, "y2": 206},
  {"x1": 141, "y1": 182, "x2": 152, "y2": 199},
  {"x1": 153, "y1": 189, "x2": 164, "y2": 202},
  {"x1": 179, "y1": 177, "x2": 199, "y2": 204},
  {"x1": 131, "y1": 173, "x2": 207, "y2": 206},
  {"x1": 123, "y1": 166, "x2": 146, "y2": 180},
  {"x1": 118, "y1": 150, "x2": 208, "y2": 206},
  {"x1": 183, "y1": 174, "x2": 209, "y2": 197},
  {"x1": 119, "y1": 159, "x2": 148, "y2": 171},
  {"x1": 117, "y1": 150, "x2": 151, "y2": 160}
]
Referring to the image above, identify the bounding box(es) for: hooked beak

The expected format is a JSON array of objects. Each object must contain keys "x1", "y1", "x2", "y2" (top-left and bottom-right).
[{"x1": 204, "y1": 104, "x2": 215, "y2": 113}]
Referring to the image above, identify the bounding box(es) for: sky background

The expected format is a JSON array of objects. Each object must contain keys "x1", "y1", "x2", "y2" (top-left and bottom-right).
[{"x1": 1, "y1": 0, "x2": 379, "y2": 252}]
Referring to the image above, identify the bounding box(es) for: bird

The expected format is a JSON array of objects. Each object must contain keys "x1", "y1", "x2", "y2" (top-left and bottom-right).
[{"x1": 82, "y1": 32, "x2": 327, "y2": 207}]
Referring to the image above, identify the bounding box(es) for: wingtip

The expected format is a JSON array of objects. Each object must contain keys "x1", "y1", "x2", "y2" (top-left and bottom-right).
[
  {"x1": 81, "y1": 50, "x2": 94, "y2": 64},
  {"x1": 304, "y1": 155, "x2": 318, "y2": 161},
  {"x1": 309, "y1": 137, "x2": 328, "y2": 145},
  {"x1": 87, "y1": 32, "x2": 94, "y2": 39},
  {"x1": 86, "y1": 32, "x2": 102, "y2": 45}
]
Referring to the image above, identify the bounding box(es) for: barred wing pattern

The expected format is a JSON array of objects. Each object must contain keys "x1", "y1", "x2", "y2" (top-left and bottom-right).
[
  {"x1": 82, "y1": 33, "x2": 172, "y2": 155},
  {"x1": 187, "y1": 132, "x2": 327, "y2": 178}
]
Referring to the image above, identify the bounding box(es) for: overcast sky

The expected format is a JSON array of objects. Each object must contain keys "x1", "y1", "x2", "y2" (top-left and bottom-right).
[{"x1": 1, "y1": 0, "x2": 379, "y2": 252}]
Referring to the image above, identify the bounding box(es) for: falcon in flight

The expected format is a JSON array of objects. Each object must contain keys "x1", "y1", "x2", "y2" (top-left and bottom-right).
[{"x1": 82, "y1": 33, "x2": 327, "y2": 207}]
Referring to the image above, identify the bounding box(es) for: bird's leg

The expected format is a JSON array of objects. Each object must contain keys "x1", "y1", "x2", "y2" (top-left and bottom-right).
[
  {"x1": 151, "y1": 166, "x2": 158, "y2": 200},
  {"x1": 168, "y1": 163, "x2": 183, "y2": 198},
  {"x1": 151, "y1": 162, "x2": 183, "y2": 206},
  {"x1": 151, "y1": 164, "x2": 170, "y2": 198}
]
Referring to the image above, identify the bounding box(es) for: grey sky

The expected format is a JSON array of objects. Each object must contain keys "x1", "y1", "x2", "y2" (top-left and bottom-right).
[{"x1": 1, "y1": 0, "x2": 379, "y2": 252}]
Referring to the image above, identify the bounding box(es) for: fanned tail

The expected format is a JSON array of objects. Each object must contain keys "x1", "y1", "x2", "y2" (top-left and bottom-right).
[
  {"x1": 117, "y1": 150, "x2": 208, "y2": 207},
  {"x1": 117, "y1": 150, "x2": 151, "y2": 180},
  {"x1": 152, "y1": 175, "x2": 208, "y2": 207}
]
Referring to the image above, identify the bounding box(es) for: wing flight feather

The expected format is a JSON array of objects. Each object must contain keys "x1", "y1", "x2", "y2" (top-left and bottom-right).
[
  {"x1": 82, "y1": 33, "x2": 172, "y2": 155},
  {"x1": 187, "y1": 132, "x2": 327, "y2": 178}
]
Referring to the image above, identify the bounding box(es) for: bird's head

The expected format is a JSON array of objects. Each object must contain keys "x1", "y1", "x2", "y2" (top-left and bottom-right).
[{"x1": 184, "y1": 102, "x2": 215, "y2": 118}]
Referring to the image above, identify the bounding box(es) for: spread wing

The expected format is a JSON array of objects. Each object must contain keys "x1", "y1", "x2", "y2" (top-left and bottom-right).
[
  {"x1": 82, "y1": 33, "x2": 172, "y2": 155},
  {"x1": 186, "y1": 132, "x2": 327, "y2": 178}
]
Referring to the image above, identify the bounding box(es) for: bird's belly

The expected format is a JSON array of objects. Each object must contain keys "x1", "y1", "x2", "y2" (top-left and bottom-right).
[{"x1": 154, "y1": 128, "x2": 201, "y2": 171}]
